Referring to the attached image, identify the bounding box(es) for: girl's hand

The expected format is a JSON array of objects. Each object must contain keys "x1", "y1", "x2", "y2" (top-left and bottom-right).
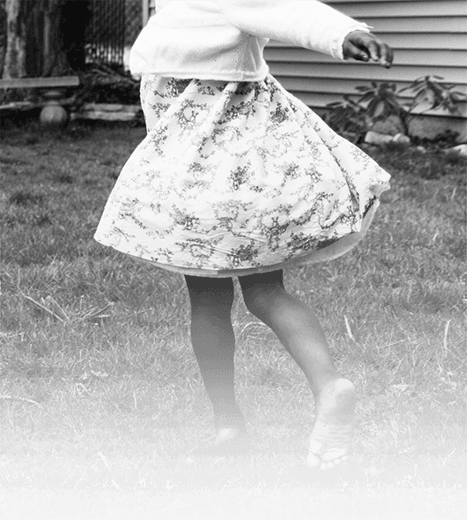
[{"x1": 343, "y1": 31, "x2": 394, "y2": 68}]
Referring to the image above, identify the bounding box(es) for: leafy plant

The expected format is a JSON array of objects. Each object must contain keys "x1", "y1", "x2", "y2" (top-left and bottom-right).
[
  {"x1": 325, "y1": 75, "x2": 467, "y2": 144},
  {"x1": 400, "y1": 75, "x2": 467, "y2": 115},
  {"x1": 324, "y1": 95, "x2": 367, "y2": 143},
  {"x1": 72, "y1": 62, "x2": 141, "y2": 108},
  {"x1": 355, "y1": 82, "x2": 403, "y2": 121},
  {"x1": 324, "y1": 83, "x2": 402, "y2": 144}
]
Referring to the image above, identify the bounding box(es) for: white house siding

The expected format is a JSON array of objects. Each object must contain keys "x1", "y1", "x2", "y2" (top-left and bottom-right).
[
  {"x1": 143, "y1": 0, "x2": 156, "y2": 25},
  {"x1": 144, "y1": 1, "x2": 466, "y2": 106},
  {"x1": 264, "y1": 0, "x2": 467, "y2": 139}
]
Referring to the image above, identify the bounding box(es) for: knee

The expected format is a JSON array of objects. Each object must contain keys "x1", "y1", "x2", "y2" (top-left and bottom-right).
[
  {"x1": 241, "y1": 285, "x2": 281, "y2": 321},
  {"x1": 239, "y1": 271, "x2": 285, "y2": 319}
]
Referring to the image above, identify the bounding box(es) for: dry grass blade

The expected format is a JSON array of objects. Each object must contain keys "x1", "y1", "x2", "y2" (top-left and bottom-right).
[
  {"x1": 344, "y1": 315, "x2": 358, "y2": 344},
  {"x1": 22, "y1": 293, "x2": 68, "y2": 323},
  {"x1": 97, "y1": 451, "x2": 111, "y2": 470},
  {"x1": 82, "y1": 302, "x2": 115, "y2": 321},
  {"x1": 44, "y1": 295, "x2": 71, "y2": 322},
  {"x1": 239, "y1": 321, "x2": 267, "y2": 337},
  {"x1": 0, "y1": 395, "x2": 41, "y2": 406},
  {"x1": 443, "y1": 319, "x2": 452, "y2": 356},
  {"x1": 21, "y1": 292, "x2": 114, "y2": 324}
]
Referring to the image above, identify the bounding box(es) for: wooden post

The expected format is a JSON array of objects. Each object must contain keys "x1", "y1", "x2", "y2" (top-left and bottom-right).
[{"x1": 142, "y1": 0, "x2": 149, "y2": 26}]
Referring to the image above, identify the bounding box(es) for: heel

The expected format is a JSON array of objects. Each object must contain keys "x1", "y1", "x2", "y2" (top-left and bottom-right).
[
  {"x1": 212, "y1": 410, "x2": 247, "y2": 454},
  {"x1": 215, "y1": 426, "x2": 246, "y2": 446}
]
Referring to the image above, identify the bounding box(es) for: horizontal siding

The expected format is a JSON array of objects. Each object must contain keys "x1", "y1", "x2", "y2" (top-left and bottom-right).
[
  {"x1": 330, "y1": 0, "x2": 450, "y2": 2},
  {"x1": 274, "y1": 80, "x2": 467, "y2": 118},
  {"x1": 266, "y1": 1, "x2": 467, "y2": 119},
  {"x1": 268, "y1": 62, "x2": 467, "y2": 85},
  {"x1": 355, "y1": 16, "x2": 465, "y2": 32},
  {"x1": 271, "y1": 76, "x2": 467, "y2": 98},
  {"x1": 350, "y1": 33, "x2": 466, "y2": 50},
  {"x1": 265, "y1": 48, "x2": 467, "y2": 67},
  {"x1": 332, "y1": 1, "x2": 467, "y2": 17},
  {"x1": 269, "y1": 33, "x2": 467, "y2": 50}
]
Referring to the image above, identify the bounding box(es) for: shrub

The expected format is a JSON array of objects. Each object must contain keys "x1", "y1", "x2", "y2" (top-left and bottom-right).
[
  {"x1": 325, "y1": 75, "x2": 467, "y2": 145},
  {"x1": 73, "y1": 63, "x2": 141, "y2": 106}
]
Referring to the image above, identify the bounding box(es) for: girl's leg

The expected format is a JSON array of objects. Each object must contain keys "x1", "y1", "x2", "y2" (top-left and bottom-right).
[
  {"x1": 239, "y1": 270, "x2": 356, "y2": 469},
  {"x1": 184, "y1": 275, "x2": 245, "y2": 436}
]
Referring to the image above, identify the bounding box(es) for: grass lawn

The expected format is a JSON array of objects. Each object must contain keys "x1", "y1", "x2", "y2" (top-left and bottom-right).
[{"x1": 0, "y1": 122, "x2": 466, "y2": 520}]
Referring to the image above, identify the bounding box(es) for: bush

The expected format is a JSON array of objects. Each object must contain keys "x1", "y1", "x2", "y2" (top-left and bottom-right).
[
  {"x1": 73, "y1": 63, "x2": 141, "y2": 106},
  {"x1": 325, "y1": 75, "x2": 467, "y2": 145}
]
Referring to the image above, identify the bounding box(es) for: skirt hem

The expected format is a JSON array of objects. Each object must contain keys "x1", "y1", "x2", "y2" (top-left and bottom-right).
[{"x1": 97, "y1": 200, "x2": 379, "y2": 278}]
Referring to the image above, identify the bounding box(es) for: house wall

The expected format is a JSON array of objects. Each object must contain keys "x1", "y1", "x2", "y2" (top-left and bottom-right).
[
  {"x1": 264, "y1": 0, "x2": 467, "y2": 139},
  {"x1": 143, "y1": 0, "x2": 156, "y2": 26},
  {"x1": 144, "y1": 0, "x2": 467, "y2": 139}
]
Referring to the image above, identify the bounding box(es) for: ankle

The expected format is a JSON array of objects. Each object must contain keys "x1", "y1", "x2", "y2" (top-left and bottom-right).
[
  {"x1": 214, "y1": 408, "x2": 246, "y2": 431},
  {"x1": 312, "y1": 374, "x2": 355, "y2": 400}
]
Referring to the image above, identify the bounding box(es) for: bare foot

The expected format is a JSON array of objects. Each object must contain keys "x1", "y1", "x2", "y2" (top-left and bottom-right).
[
  {"x1": 214, "y1": 415, "x2": 246, "y2": 448},
  {"x1": 307, "y1": 378, "x2": 356, "y2": 470}
]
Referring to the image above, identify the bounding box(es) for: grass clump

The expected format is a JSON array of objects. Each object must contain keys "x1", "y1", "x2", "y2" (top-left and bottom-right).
[{"x1": 0, "y1": 123, "x2": 466, "y2": 518}]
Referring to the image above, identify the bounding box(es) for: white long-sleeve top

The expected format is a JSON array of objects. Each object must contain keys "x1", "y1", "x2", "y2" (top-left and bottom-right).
[{"x1": 130, "y1": 0, "x2": 370, "y2": 81}]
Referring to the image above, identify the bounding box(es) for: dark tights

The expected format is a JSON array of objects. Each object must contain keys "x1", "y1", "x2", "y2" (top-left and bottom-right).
[{"x1": 184, "y1": 270, "x2": 339, "y2": 428}]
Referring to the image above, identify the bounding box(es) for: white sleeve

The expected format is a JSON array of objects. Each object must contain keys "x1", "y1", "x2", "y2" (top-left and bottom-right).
[{"x1": 215, "y1": 0, "x2": 371, "y2": 60}]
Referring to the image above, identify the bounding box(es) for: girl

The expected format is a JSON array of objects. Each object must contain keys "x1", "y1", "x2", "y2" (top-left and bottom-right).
[{"x1": 94, "y1": 0, "x2": 393, "y2": 469}]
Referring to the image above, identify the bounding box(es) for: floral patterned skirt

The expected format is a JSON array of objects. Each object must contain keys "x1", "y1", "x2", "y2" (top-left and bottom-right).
[{"x1": 94, "y1": 74, "x2": 390, "y2": 277}]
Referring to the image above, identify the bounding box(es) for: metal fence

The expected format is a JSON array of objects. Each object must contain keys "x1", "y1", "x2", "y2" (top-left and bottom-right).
[
  {"x1": 126, "y1": 0, "x2": 145, "y2": 48},
  {"x1": 85, "y1": 0, "x2": 125, "y2": 66},
  {"x1": 83, "y1": 0, "x2": 153, "y2": 69},
  {"x1": 0, "y1": 0, "x2": 146, "y2": 75}
]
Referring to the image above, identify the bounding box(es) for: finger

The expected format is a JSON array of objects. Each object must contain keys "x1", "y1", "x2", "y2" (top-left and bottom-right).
[
  {"x1": 366, "y1": 40, "x2": 381, "y2": 62},
  {"x1": 345, "y1": 42, "x2": 370, "y2": 62},
  {"x1": 374, "y1": 43, "x2": 392, "y2": 68},
  {"x1": 360, "y1": 37, "x2": 394, "y2": 68},
  {"x1": 381, "y1": 44, "x2": 394, "y2": 68}
]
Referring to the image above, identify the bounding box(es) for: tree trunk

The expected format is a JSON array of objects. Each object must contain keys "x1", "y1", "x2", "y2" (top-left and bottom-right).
[
  {"x1": 2, "y1": 0, "x2": 26, "y2": 78},
  {"x1": 0, "y1": 0, "x2": 6, "y2": 77},
  {"x1": 2, "y1": 0, "x2": 89, "y2": 79},
  {"x1": 42, "y1": 4, "x2": 70, "y2": 76}
]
